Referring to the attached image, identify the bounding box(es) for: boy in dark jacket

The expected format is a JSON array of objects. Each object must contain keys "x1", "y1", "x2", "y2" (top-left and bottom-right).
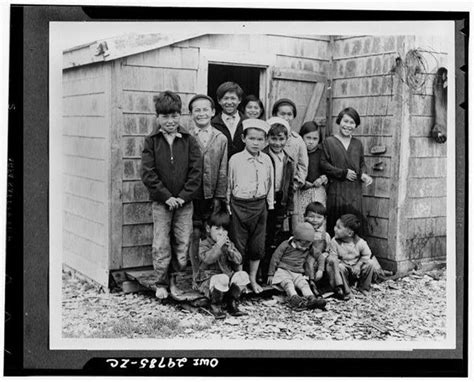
[
  {"x1": 261, "y1": 117, "x2": 295, "y2": 281},
  {"x1": 141, "y1": 91, "x2": 202, "y2": 300},
  {"x1": 211, "y1": 81, "x2": 247, "y2": 158}
]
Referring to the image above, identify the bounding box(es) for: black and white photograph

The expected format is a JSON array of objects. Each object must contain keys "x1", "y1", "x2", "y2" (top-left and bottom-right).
[{"x1": 47, "y1": 18, "x2": 458, "y2": 355}]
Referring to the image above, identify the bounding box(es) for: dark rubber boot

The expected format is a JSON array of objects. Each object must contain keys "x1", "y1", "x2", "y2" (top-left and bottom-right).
[
  {"x1": 210, "y1": 289, "x2": 226, "y2": 319},
  {"x1": 305, "y1": 295, "x2": 327, "y2": 310},
  {"x1": 226, "y1": 284, "x2": 247, "y2": 316}
]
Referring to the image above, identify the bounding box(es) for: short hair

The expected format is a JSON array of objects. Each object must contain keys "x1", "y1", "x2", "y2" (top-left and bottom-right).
[
  {"x1": 339, "y1": 214, "x2": 361, "y2": 234},
  {"x1": 207, "y1": 210, "x2": 230, "y2": 229},
  {"x1": 299, "y1": 121, "x2": 320, "y2": 137},
  {"x1": 188, "y1": 94, "x2": 215, "y2": 112},
  {"x1": 268, "y1": 123, "x2": 288, "y2": 137},
  {"x1": 216, "y1": 81, "x2": 244, "y2": 101},
  {"x1": 336, "y1": 107, "x2": 361, "y2": 127},
  {"x1": 154, "y1": 91, "x2": 182, "y2": 115},
  {"x1": 242, "y1": 127, "x2": 267, "y2": 137},
  {"x1": 304, "y1": 202, "x2": 327, "y2": 217},
  {"x1": 241, "y1": 95, "x2": 265, "y2": 118}
]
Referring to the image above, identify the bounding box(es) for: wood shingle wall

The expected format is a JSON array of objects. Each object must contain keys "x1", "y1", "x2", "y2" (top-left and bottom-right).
[{"x1": 62, "y1": 64, "x2": 110, "y2": 285}]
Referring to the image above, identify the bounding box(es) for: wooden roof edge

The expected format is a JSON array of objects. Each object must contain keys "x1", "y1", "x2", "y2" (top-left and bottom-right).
[{"x1": 62, "y1": 32, "x2": 206, "y2": 70}]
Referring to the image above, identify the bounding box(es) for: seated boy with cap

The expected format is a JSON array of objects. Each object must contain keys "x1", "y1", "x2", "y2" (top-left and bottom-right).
[
  {"x1": 227, "y1": 118, "x2": 274, "y2": 294},
  {"x1": 267, "y1": 222, "x2": 327, "y2": 311}
]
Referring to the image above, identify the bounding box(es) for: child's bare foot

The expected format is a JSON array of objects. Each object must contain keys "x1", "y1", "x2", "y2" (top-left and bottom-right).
[
  {"x1": 250, "y1": 281, "x2": 263, "y2": 294},
  {"x1": 155, "y1": 286, "x2": 169, "y2": 300}
]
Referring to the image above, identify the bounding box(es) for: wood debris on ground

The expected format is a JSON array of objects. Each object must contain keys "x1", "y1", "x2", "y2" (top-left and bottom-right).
[{"x1": 62, "y1": 268, "x2": 447, "y2": 341}]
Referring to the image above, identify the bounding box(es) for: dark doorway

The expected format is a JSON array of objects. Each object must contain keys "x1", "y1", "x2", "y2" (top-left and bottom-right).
[{"x1": 207, "y1": 64, "x2": 261, "y2": 114}]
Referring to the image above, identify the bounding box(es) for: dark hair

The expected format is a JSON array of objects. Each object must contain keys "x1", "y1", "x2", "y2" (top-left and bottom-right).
[
  {"x1": 242, "y1": 127, "x2": 267, "y2": 137},
  {"x1": 336, "y1": 107, "x2": 361, "y2": 127},
  {"x1": 339, "y1": 214, "x2": 361, "y2": 234},
  {"x1": 268, "y1": 123, "x2": 288, "y2": 137},
  {"x1": 304, "y1": 202, "x2": 327, "y2": 217},
  {"x1": 154, "y1": 91, "x2": 182, "y2": 115},
  {"x1": 241, "y1": 95, "x2": 265, "y2": 119},
  {"x1": 216, "y1": 81, "x2": 244, "y2": 101},
  {"x1": 299, "y1": 121, "x2": 320, "y2": 138},
  {"x1": 188, "y1": 94, "x2": 215, "y2": 112},
  {"x1": 271, "y1": 98, "x2": 297, "y2": 118},
  {"x1": 207, "y1": 210, "x2": 230, "y2": 230}
]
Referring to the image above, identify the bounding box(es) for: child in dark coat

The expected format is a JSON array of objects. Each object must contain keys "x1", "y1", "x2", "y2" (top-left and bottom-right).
[
  {"x1": 267, "y1": 223, "x2": 326, "y2": 311},
  {"x1": 195, "y1": 207, "x2": 250, "y2": 319},
  {"x1": 141, "y1": 91, "x2": 202, "y2": 300}
]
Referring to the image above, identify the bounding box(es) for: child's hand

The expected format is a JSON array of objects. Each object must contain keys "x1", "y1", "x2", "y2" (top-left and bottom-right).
[
  {"x1": 320, "y1": 175, "x2": 328, "y2": 185},
  {"x1": 216, "y1": 231, "x2": 229, "y2": 247},
  {"x1": 353, "y1": 265, "x2": 362, "y2": 278},
  {"x1": 267, "y1": 276, "x2": 273, "y2": 285},
  {"x1": 313, "y1": 178, "x2": 323, "y2": 187},
  {"x1": 304, "y1": 181, "x2": 313, "y2": 189},
  {"x1": 165, "y1": 197, "x2": 179, "y2": 210},
  {"x1": 361, "y1": 173, "x2": 373, "y2": 186},
  {"x1": 346, "y1": 169, "x2": 357, "y2": 181},
  {"x1": 314, "y1": 270, "x2": 324, "y2": 282},
  {"x1": 175, "y1": 197, "x2": 185, "y2": 207}
]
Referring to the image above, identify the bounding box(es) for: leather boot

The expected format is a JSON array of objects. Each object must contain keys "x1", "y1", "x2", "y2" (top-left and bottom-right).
[
  {"x1": 210, "y1": 289, "x2": 226, "y2": 319},
  {"x1": 226, "y1": 284, "x2": 248, "y2": 316}
]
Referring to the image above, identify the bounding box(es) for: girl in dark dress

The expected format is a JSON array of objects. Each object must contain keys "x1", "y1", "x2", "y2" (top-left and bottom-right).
[{"x1": 321, "y1": 107, "x2": 373, "y2": 237}]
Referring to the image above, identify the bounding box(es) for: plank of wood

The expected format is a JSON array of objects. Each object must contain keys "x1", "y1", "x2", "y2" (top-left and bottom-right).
[
  {"x1": 303, "y1": 82, "x2": 326, "y2": 123},
  {"x1": 272, "y1": 68, "x2": 327, "y2": 83}
]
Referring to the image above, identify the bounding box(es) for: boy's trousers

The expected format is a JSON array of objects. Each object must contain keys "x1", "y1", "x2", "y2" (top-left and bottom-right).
[
  {"x1": 326, "y1": 255, "x2": 375, "y2": 293},
  {"x1": 229, "y1": 196, "x2": 267, "y2": 262},
  {"x1": 152, "y1": 201, "x2": 193, "y2": 287}
]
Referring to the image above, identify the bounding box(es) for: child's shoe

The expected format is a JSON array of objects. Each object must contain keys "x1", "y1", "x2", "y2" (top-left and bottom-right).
[
  {"x1": 227, "y1": 298, "x2": 248, "y2": 316},
  {"x1": 210, "y1": 289, "x2": 226, "y2": 319},
  {"x1": 287, "y1": 295, "x2": 306, "y2": 311},
  {"x1": 304, "y1": 295, "x2": 327, "y2": 310},
  {"x1": 334, "y1": 286, "x2": 350, "y2": 301}
]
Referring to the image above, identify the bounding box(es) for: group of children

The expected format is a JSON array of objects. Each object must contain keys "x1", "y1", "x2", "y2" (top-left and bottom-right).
[{"x1": 141, "y1": 81, "x2": 378, "y2": 319}]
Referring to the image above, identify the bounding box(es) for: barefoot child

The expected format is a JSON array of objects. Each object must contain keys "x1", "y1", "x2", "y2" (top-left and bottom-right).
[
  {"x1": 326, "y1": 214, "x2": 376, "y2": 300},
  {"x1": 141, "y1": 91, "x2": 202, "y2": 300},
  {"x1": 227, "y1": 119, "x2": 274, "y2": 293},
  {"x1": 267, "y1": 222, "x2": 326, "y2": 311},
  {"x1": 195, "y1": 208, "x2": 250, "y2": 319}
]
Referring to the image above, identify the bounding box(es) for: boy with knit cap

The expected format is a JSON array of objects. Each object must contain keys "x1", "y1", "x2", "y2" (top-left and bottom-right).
[
  {"x1": 267, "y1": 222, "x2": 327, "y2": 311},
  {"x1": 227, "y1": 118, "x2": 274, "y2": 294}
]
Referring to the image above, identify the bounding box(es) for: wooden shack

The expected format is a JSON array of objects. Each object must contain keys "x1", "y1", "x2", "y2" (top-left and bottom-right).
[{"x1": 62, "y1": 33, "x2": 447, "y2": 287}]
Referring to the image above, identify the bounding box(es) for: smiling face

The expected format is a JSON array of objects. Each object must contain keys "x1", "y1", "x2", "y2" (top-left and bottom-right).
[
  {"x1": 338, "y1": 113, "x2": 357, "y2": 137},
  {"x1": 218, "y1": 91, "x2": 241, "y2": 116},
  {"x1": 244, "y1": 101, "x2": 262, "y2": 119},
  {"x1": 242, "y1": 128, "x2": 267, "y2": 156},
  {"x1": 191, "y1": 99, "x2": 215, "y2": 129},
  {"x1": 334, "y1": 219, "x2": 354, "y2": 240},
  {"x1": 303, "y1": 130, "x2": 320, "y2": 151},
  {"x1": 268, "y1": 132, "x2": 288, "y2": 154},
  {"x1": 157, "y1": 112, "x2": 181, "y2": 134},
  {"x1": 304, "y1": 211, "x2": 325, "y2": 230}
]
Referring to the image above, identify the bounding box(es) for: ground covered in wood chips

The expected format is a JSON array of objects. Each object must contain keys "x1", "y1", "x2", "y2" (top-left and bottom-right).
[{"x1": 62, "y1": 268, "x2": 446, "y2": 341}]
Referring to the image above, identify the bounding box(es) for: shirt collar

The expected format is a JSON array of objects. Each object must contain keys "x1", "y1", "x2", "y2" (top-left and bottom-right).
[
  {"x1": 243, "y1": 148, "x2": 263, "y2": 163},
  {"x1": 195, "y1": 126, "x2": 211, "y2": 135},
  {"x1": 269, "y1": 149, "x2": 284, "y2": 161},
  {"x1": 160, "y1": 129, "x2": 182, "y2": 138},
  {"x1": 223, "y1": 111, "x2": 239, "y2": 120}
]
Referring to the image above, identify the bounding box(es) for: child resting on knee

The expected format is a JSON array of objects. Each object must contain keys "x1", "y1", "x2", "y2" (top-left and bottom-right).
[
  {"x1": 267, "y1": 222, "x2": 326, "y2": 311},
  {"x1": 195, "y1": 207, "x2": 250, "y2": 319},
  {"x1": 326, "y1": 214, "x2": 376, "y2": 300}
]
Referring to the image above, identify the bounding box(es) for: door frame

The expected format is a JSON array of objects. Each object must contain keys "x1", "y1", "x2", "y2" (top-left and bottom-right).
[{"x1": 197, "y1": 48, "x2": 276, "y2": 118}]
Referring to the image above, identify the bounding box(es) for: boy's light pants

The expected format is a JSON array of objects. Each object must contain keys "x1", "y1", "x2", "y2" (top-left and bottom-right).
[
  {"x1": 326, "y1": 255, "x2": 375, "y2": 294},
  {"x1": 152, "y1": 201, "x2": 193, "y2": 287}
]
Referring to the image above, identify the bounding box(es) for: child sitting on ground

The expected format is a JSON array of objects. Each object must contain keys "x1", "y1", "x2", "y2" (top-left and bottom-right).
[
  {"x1": 302, "y1": 202, "x2": 331, "y2": 297},
  {"x1": 195, "y1": 206, "x2": 250, "y2": 319},
  {"x1": 326, "y1": 214, "x2": 376, "y2": 300},
  {"x1": 267, "y1": 222, "x2": 326, "y2": 311}
]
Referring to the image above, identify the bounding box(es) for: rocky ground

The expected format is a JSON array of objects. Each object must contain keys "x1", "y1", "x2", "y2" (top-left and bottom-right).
[{"x1": 62, "y1": 268, "x2": 446, "y2": 341}]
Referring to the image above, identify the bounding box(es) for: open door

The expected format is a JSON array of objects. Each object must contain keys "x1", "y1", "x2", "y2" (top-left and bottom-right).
[{"x1": 269, "y1": 68, "x2": 328, "y2": 136}]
